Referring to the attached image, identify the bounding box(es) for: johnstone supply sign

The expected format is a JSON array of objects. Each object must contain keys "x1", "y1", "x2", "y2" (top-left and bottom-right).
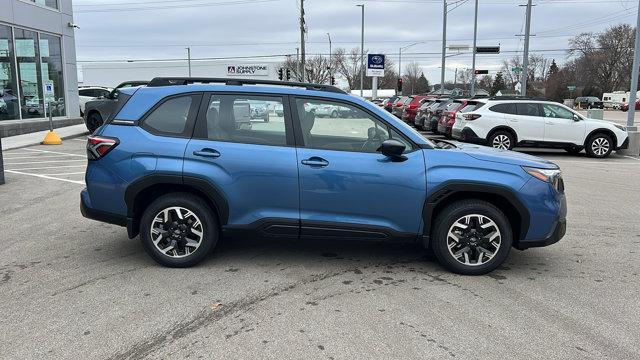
[
  {"x1": 227, "y1": 64, "x2": 269, "y2": 76},
  {"x1": 366, "y1": 54, "x2": 385, "y2": 77}
]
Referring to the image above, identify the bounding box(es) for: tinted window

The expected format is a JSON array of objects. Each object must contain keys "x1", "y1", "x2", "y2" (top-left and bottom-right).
[
  {"x1": 516, "y1": 103, "x2": 541, "y2": 117},
  {"x1": 459, "y1": 102, "x2": 484, "y2": 113},
  {"x1": 143, "y1": 95, "x2": 193, "y2": 134},
  {"x1": 204, "y1": 94, "x2": 286, "y2": 146},
  {"x1": 79, "y1": 89, "x2": 92, "y2": 97},
  {"x1": 489, "y1": 103, "x2": 517, "y2": 115},
  {"x1": 295, "y1": 98, "x2": 412, "y2": 153},
  {"x1": 542, "y1": 104, "x2": 575, "y2": 119}
]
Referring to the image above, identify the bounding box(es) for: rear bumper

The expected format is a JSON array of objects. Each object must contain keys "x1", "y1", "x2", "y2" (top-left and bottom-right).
[
  {"x1": 452, "y1": 127, "x2": 484, "y2": 143},
  {"x1": 81, "y1": 189, "x2": 127, "y2": 227}
]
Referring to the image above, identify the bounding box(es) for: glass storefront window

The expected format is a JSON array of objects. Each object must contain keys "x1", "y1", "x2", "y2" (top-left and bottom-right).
[
  {"x1": 40, "y1": 33, "x2": 65, "y2": 117},
  {"x1": 32, "y1": 0, "x2": 58, "y2": 10},
  {"x1": 15, "y1": 28, "x2": 44, "y2": 119},
  {"x1": 0, "y1": 24, "x2": 20, "y2": 120}
]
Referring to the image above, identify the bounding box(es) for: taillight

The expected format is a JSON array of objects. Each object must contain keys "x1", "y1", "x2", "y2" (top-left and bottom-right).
[
  {"x1": 464, "y1": 114, "x2": 482, "y2": 121},
  {"x1": 87, "y1": 135, "x2": 118, "y2": 160}
]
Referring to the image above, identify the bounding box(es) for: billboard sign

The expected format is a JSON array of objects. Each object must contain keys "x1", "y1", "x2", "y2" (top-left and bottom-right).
[
  {"x1": 227, "y1": 64, "x2": 269, "y2": 76},
  {"x1": 366, "y1": 54, "x2": 385, "y2": 77}
]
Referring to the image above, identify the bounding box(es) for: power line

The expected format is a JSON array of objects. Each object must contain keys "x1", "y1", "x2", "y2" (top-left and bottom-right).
[{"x1": 74, "y1": 0, "x2": 280, "y2": 13}]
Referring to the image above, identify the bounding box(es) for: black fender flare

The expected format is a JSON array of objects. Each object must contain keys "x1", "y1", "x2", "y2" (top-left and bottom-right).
[
  {"x1": 123, "y1": 174, "x2": 229, "y2": 237},
  {"x1": 422, "y1": 181, "x2": 530, "y2": 246}
]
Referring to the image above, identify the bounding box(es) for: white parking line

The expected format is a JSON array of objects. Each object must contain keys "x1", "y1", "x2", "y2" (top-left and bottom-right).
[
  {"x1": 4, "y1": 159, "x2": 86, "y2": 165},
  {"x1": 2, "y1": 154, "x2": 82, "y2": 160},
  {"x1": 40, "y1": 172, "x2": 86, "y2": 176},
  {"x1": 6, "y1": 164, "x2": 86, "y2": 171},
  {"x1": 621, "y1": 155, "x2": 640, "y2": 161},
  {"x1": 71, "y1": 138, "x2": 87, "y2": 142},
  {"x1": 4, "y1": 170, "x2": 85, "y2": 185},
  {"x1": 22, "y1": 148, "x2": 86, "y2": 157}
]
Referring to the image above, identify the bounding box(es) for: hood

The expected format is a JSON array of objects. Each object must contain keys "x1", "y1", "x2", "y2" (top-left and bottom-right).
[
  {"x1": 455, "y1": 142, "x2": 558, "y2": 169},
  {"x1": 583, "y1": 117, "x2": 622, "y2": 127}
]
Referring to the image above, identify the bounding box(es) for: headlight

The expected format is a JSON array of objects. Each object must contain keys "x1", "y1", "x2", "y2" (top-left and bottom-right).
[
  {"x1": 614, "y1": 124, "x2": 626, "y2": 131},
  {"x1": 523, "y1": 166, "x2": 564, "y2": 192},
  {"x1": 522, "y1": 166, "x2": 561, "y2": 183}
]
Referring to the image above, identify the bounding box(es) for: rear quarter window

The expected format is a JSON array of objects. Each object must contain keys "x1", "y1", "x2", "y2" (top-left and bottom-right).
[
  {"x1": 489, "y1": 103, "x2": 517, "y2": 115},
  {"x1": 140, "y1": 94, "x2": 200, "y2": 136}
]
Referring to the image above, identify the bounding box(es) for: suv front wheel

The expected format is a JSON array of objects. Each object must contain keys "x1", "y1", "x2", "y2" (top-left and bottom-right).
[
  {"x1": 585, "y1": 133, "x2": 613, "y2": 158},
  {"x1": 139, "y1": 193, "x2": 219, "y2": 267},
  {"x1": 432, "y1": 200, "x2": 512, "y2": 275}
]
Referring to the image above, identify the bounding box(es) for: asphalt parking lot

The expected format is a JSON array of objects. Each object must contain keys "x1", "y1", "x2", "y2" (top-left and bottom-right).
[{"x1": 1, "y1": 136, "x2": 639, "y2": 359}]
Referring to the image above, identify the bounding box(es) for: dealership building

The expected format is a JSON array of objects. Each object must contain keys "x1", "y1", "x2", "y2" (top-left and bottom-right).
[
  {"x1": 79, "y1": 60, "x2": 284, "y2": 88},
  {"x1": 1, "y1": 0, "x2": 80, "y2": 137}
]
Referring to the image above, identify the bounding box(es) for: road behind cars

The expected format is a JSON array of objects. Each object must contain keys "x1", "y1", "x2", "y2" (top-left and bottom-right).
[{"x1": 0, "y1": 138, "x2": 639, "y2": 359}]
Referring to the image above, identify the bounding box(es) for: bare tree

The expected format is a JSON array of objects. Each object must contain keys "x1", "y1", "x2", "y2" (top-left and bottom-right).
[
  {"x1": 282, "y1": 54, "x2": 333, "y2": 84},
  {"x1": 403, "y1": 62, "x2": 423, "y2": 94}
]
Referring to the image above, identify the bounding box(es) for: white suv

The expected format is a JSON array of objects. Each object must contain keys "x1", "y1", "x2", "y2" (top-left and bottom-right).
[{"x1": 451, "y1": 98, "x2": 629, "y2": 158}]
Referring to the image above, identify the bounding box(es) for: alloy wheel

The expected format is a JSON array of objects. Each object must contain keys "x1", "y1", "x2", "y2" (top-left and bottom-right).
[
  {"x1": 492, "y1": 135, "x2": 511, "y2": 150},
  {"x1": 150, "y1": 206, "x2": 204, "y2": 258},
  {"x1": 446, "y1": 214, "x2": 501, "y2": 266},
  {"x1": 591, "y1": 137, "x2": 610, "y2": 156}
]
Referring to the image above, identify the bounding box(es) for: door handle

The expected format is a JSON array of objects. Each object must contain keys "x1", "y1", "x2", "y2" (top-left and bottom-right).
[
  {"x1": 509, "y1": 118, "x2": 519, "y2": 122},
  {"x1": 301, "y1": 157, "x2": 329, "y2": 167},
  {"x1": 546, "y1": 122, "x2": 554, "y2": 125},
  {"x1": 193, "y1": 148, "x2": 220, "y2": 158}
]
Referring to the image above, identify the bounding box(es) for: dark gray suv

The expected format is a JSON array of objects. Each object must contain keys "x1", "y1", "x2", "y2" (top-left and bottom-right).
[{"x1": 83, "y1": 80, "x2": 148, "y2": 132}]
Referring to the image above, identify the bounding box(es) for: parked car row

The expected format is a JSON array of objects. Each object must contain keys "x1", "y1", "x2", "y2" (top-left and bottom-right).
[{"x1": 379, "y1": 94, "x2": 630, "y2": 158}]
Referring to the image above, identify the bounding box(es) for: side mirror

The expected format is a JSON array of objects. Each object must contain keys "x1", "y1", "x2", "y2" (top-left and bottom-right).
[
  {"x1": 573, "y1": 114, "x2": 581, "y2": 121},
  {"x1": 378, "y1": 139, "x2": 406, "y2": 160}
]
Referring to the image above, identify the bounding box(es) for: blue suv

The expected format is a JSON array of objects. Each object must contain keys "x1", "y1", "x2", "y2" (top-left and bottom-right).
[{"x1": 81, "y1": 78, "x2": 566, "y2": 275}]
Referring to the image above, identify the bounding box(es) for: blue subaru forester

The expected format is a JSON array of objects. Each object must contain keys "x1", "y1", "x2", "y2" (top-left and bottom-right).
[{"x1": 81, "y1": 78, "x2": 566, "y2": 275}]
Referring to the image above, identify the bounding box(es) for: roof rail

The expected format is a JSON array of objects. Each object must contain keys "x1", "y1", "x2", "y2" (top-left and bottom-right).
[
  {"x1": 488, "y1": 95, "x2": 551, "y2": 101},
  {"x1": 147, "y1": 77, "x2": 347, "y2": 94}
]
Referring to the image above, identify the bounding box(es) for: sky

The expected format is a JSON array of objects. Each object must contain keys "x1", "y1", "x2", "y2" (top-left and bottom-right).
[{"x1": 72, "y1": 0, "x2": 638, "y2": 84}]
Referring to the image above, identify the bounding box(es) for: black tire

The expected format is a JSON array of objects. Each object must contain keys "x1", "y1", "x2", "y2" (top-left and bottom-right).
[
  {"x1": 86, "y1": 112, "x2": 103, "y2": 133},
  {"x1": 487, "y1": 130, "x2": 516, "y2": 150},
  {"x1": 139, "y1": 193, "x2": 219, "y2": 268},
  {"x1": 564, "y1": 146, "x2": 582, "y2": 155},
  {"x1": 585, "y1": 133, "x2": 614, "y2": 158},
  {"x1": 331, "y1": 110, "x2": 338, "y2": 118},
  {"x1": 263, "y1": 114, "x2": 269, "y2": 122},
  {"x1": 431, "y1": 200, "x2": 512, "y2": 275}
]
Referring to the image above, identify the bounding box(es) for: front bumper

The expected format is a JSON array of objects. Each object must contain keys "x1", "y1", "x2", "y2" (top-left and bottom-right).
[
  {"x1": 617, "y1": 136, "x2": 629, "y2": 150},
  {"x1": 515, "y1": 182, "x2": 567, "y2": 250}
]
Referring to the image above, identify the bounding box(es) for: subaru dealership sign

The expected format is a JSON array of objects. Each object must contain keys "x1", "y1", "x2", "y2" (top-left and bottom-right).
[
  {"x1": 227, "y1": 64, "x2": 269, "y2": 76},
  {"x1": 366, "y1": 54, "x2": 385, "y2": 77}
]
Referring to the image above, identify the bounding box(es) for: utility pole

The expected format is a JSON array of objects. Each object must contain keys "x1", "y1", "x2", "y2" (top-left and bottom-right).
[
  {"x1": 521, "y1": 0, "x2": 533, "y2": 96},
  {"x1": 327, "y1": 32, "x2": 332, "y2": 84},
  {"x1": 440, "y1": 0, "x2": 447, "y2": 95},
  {"x1": 186, "y1": 47, "x2": 191, "y2": 77},
  {"x1": 357, "y1": 4, "x2": 365, "y2": 97},
  {"x1": 300, "y1": 0, "x2": 306, "y2": 82},
  {"x1": 296, "y1": 47, "x2": 300, "y2": 80},
  {"x1": 626, "y1": 4, "x2": 640, "y2": 130},
  {"x1": 470, "y1": 0, "x2": 479, "y2": 96}
]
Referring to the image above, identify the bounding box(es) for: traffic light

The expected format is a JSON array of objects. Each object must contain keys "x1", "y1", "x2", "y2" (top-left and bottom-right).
[
  {"x1": 286, "y1": 69, "x2": 291, "y2": 81},
  {"x1": 474, "y1": 70, "x2": 489, "y2": 75},
  {"x1": 278, "y1": 68, "x2": 284, "y2": 80},
  {"x1": 397, "y1": 78, "x2": 403, "y2": 92},
  {"x1": 330, "y1": 76, "x2": 335, "y2": 85}
]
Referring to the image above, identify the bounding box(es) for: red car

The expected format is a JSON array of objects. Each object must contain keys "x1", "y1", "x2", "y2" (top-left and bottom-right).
[
  {"x1": 402, "y1": 95, "x2": 431, "y2": 123},
  {"x1": 436, "y1": 99, "x2": 468, "y2": 137},
  {"x1": 621, "y1": 100, "x2": 640, "y2": 112}
]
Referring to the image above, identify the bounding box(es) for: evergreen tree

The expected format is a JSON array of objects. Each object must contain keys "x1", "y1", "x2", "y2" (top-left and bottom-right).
[
  {"x1": 414, "y1": 73, "x2": 431, "y2": 94},
  {"x1": 491, "y1": 72, "x2": 506, "y2": 96}
]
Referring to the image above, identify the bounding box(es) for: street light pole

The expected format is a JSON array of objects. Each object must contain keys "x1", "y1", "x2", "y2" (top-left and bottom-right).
[
  {"x1": 626, "y1": 4, "x2": 640, "y2": 130},
  {"x1": 327, "y1": 32, "x2": 332, "y2": 84},
  {"x1": 357, "y1": 4, "x2": 365, "y2": 97},
  {"x1": 521, "y1": 0, "x2": 533, "y2": 96},
  {"x1": 440, "y1": 0, "x2": 447, "y2": 95},
  {"x1": 186, "y1": 47, "x2": 191, "y2": 77},
  {"x1": 470, "y1": 0, "x2": 479, "y2": 96}
]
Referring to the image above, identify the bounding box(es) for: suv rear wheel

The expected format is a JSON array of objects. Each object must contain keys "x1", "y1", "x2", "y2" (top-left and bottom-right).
[
  {"x1": 139, "y1": 193, "x2": 218, "y2": 267},
  {"x1": 488, "y1": 130, "x2": 515, "y2": 150},
  {"x1": 585, "y1": 133, "x2": 613, "y2": 158},
  {"x1": 432, "y1": 200, "x2": 512, "y2": 275}
]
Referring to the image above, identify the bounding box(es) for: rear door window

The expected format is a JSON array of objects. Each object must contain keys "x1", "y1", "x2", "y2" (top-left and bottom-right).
[{"x1": 516, "y1": 103, "x2": 542, "y2": 117}]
